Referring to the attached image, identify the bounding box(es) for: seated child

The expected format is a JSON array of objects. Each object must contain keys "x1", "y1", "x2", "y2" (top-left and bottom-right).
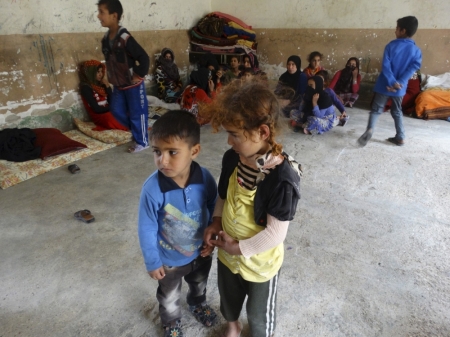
[
  {"x1": 179, "y1": 68, "x2": 218, "y2": 125},
  {"x1": 242, "y1": 53, "x2": 259, "y2": 72},
  {"x1": 317, "y1": 70, "x2": 348, "y2": 126},
  {"x1": 294, "y1": 76, "x2": 336, "y2": 135},
  {"x1": 79, "y1": 60, "x2": 129, "y2": 131},
  {"x1": 138, "y1": 110, "x2": 218, "y2": 337},
  {"x1": 155, "y1": 48, "x2": 183, "y2": 103},
  {"x1": 303, "y1": 51, "x2": 325, "y2": 78},
  {"x1": 329, "y1": 57, "x2": 361, "y2": 107},
  {"x1": 239, "y1": 66, "x2": 254, "y2": 82},
  {"x1": 223, "y1": 56, "x2": 241, "y2": 85}
]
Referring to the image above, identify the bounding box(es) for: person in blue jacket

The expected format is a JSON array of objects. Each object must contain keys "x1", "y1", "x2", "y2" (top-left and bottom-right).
[
  {"x1": 138, "y1": 110, "x2": 218, "y2": 337},
  {"x1": 358, "y1": 16, "x2": 422, "y2": 147}
]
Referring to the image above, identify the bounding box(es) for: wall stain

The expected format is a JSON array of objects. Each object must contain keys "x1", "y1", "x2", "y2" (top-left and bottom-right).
[{"x1": 33, "y1": 36, "x2": 59, "y2": 93}]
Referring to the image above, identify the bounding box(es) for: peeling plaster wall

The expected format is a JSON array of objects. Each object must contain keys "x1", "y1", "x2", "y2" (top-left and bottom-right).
[
  {"x1": 211, "y1": 0, "x2": 450, "y2": 29},
  {"x1": 0, "y1": 0, "x2": 210, "y2": 129}
]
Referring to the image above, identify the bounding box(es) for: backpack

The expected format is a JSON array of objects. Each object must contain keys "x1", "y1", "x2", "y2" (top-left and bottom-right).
[{"x1": 102, "y1": 28, "x2": 133, "y2": 87}]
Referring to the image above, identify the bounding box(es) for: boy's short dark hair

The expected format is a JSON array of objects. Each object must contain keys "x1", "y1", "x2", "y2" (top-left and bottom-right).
[
  {"x1": 97, "y1": 0, "x2": 123, "y2": 21},
  {"x1": 150, "y1": 110, "x2": 200, "y2": 147},
  {"x1": 397, "y1": 16, "x2": 418, "y2": 37}
]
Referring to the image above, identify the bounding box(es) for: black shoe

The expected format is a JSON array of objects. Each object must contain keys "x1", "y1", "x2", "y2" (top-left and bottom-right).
[
  {"x1": 387, "y1": 137, "x2": 405, "y2": 146},
  {"x1": 358, "y1": 129, "x2": 372, "y2": 147}
]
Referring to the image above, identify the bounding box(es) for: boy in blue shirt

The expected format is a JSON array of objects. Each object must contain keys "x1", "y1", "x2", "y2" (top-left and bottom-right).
[
  {"x1": 138, "y1": 110, "x2": 217, "y2": 337},
  {"x1": 97, "y1": 0, "x2": 150, "y2": 153},
  {"x1": 358, "y1": 16, "x2": 422, "y2": 147}
]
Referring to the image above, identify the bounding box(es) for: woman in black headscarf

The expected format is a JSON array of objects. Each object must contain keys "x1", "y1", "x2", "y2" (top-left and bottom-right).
[
  {"x1": 299, "y1": 75, "x2": 336, "y2": 135},
  {"x1": 329, "y1": 57, "x2": 361, "y2": 107},
  {"x1": 155, "y1": 48, "x2": 183, "y2": 103},
  {"x1": 275, "y1": 55, "x2": 308, "y2": 117}
]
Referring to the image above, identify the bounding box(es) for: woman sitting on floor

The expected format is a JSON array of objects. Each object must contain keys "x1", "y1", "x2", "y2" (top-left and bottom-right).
[
  {"x1": 179, "y1": 68, "x2": 217, "y2": 125},
  {"x1": 329, "y1": 57, "x2": 361, "y2": 108},
  {"x1": 294, "y1": 76, "x2": 335, "y2": 135},
  {"x1": 275, "y1": 55, "x2": 308, "y2": 117},
  {"x1": 303, "y1": 51, "x2": 325, "y2": 79},
  {"x1": 79, "y1": 60, "x2": 128, "y2": 131},
  {"x1": 155, "y1": 48, "x2": 183, "y2": 103}
]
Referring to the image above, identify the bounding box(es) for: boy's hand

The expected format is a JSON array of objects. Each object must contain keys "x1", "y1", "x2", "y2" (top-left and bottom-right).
[
  {"x1": 148, "y1": 267, "x2": 165, "y2": 280},
  {"x1": 386, "y1": 86, "x2": 397, "y2": 92},
  {"x1": 200, "y1": 242, "x2": 215, "y2": 257},
  {"x1": 211, "y1": 231, "x2": 242, "y2": 255},
  {"x1": 393, "y1": 82, "x2": 402, "y2": 89},
  {"x1": 312, "y1": 93, "x2": 319, "y2": 106},
  {"x1": 203, "y1": 218, "x2": 222, "y2": 247},
  {"x1": 132, "y1": 74, "x2": 142, "y2": 84}
]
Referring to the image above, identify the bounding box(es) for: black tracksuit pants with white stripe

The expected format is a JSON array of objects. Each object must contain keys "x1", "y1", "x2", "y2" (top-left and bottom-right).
[{"x1": 218, "y1": 260, "x2": 279, "y2": 337}]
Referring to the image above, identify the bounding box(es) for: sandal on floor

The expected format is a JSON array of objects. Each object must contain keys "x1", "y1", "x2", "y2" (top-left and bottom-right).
[
  {"x1": 189, "y1": 304, "x2": 217, "y2": 327},
  {"x1": 74, "y1": 210, "x2": 95, "y2": 224},
  {"x1": 127, "y1": 144, "x2": 149, "y2": 153},
  {"x1": 68, "y1": 164, "x2": 80, "y2": 174},
  {"x1": 163, "y1": 320, "x2": 184, "y2": 337}
]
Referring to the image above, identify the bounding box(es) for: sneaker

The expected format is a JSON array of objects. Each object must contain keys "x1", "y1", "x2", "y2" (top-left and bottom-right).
[
  {"x1": 128, "y1": 144, "x2": 149, "y2": 153},
  {"x1": 163, "y1": 320, "x2": 183, "y2": 337},
  {"x1": 358, "y1": 129, "x2": 373, "y2": 147}
]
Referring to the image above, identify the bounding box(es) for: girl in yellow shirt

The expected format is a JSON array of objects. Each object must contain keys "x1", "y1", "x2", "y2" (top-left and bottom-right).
[{"x1": 201, "y1": 79, "x2": 301, "y2": 337}]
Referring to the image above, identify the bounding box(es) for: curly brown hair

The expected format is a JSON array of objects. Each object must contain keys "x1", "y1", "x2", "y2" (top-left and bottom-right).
[{"x1": 199, "y1": 78, "x2": 284, "y2": 155}]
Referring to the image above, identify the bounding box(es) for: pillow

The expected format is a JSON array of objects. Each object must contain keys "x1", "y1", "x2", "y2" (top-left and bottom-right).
[
  {"x1": 73, "y1": 118, "x2": 132, "y2": 144},
  {"x1": 33, "y1": 128, "x2": 87, "y2": 160}
]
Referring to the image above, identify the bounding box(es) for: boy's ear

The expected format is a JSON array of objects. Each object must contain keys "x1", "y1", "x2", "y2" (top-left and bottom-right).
[
  {"x1": 259, "y1": 125, "x2": 270, "y2": 141},
  {"x1": 191, "y1": 144, "x2": 201, "y2": 159}
]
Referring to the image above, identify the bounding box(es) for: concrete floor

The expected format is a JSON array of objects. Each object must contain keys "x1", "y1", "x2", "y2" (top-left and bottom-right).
[{"x1": 1, "y1": 108, "x2": 449, "y2": 337}]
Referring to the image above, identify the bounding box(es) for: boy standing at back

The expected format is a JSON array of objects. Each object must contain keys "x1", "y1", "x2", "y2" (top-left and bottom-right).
[
  {"x1": 97, "y1": 0, "x2": 150, "y2": 153},
  {"x1": 138, "y1": 110, "x2": 218, "y2": 337},
  {"x1": 358, "y1": 16, "x2": 422, "y2": 147}
]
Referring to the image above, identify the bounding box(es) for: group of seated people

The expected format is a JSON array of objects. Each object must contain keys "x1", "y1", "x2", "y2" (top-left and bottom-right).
[
  {"x1": 276, "y1": 51, "x2": 361, "y2": 135},
  {"x1": 79, "y1": 48, "x2": 361, "y2": 136}
]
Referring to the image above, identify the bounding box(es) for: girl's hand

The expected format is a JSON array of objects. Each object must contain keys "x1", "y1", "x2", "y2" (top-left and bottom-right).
[
  {"x1": 312, "y1": 93, "x2": 319, "y2": 106},
  {"x1": 341, "y1": 112, "x2": 347, "y2": 118},
  {"x1": 203, "y1": 218, "x2": 222, "y2": 247},
  {"x1": 148, "y1": 266, "x2": 165, "y2": 280},
  {"x1": 200, "y1": 242, "x2": 215, "y2": 257},
  {"x1": 216, "y1": 70, "x2": 223, "y2": 79},
  {"x1": 352, "y1": 67, "x2": 358, "y2": 78},
  {"x1": 208, "y1": 79, "x2": 215, "y2": 92},
  {"x1": 211, "y1": 231, "x2": 242, "y2": 255}
]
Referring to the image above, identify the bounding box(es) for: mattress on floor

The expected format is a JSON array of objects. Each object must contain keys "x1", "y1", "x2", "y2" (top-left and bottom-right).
[{"x1": 0, "y1": 129, "x2": 130, "y2": 189}]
